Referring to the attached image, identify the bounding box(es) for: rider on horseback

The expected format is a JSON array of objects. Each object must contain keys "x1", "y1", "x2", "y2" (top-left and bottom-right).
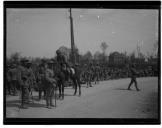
[{"x1": 56, "y1": 49, "x2": 67, "y2": 99}]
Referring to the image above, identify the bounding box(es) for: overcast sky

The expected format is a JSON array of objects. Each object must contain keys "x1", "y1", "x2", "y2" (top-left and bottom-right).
[{"x1": 7, "y1": 9, "x2": 158, "y2": 58}]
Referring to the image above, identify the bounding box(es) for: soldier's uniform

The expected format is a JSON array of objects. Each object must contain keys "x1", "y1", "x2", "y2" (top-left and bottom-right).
[
  {"x1": 26, "y1": 62, "x2": 36, "y2": 102},
  {"x1": 44, "y1": 61, "x2": 57, "y2": 109},
  {"x1": 36, "y1": 64, "x2": 46, "y2": 100},
  {"x1": 96, "y1": 65, "x2": 100, "y2": 83},
  {"x1": 56, "y1": 50, "x2": 66, "y2": 69},
  {"x1": 56, "y1": 50, "x2": 66, "y2": 99},
  {"x1": 6, "y1": 65, "x2": 12, "y2": 95},
  {"x1": 8, "y1": 64, "x2": 19, "y2": 95},
  {"x1": 86, "y1": 66, "x2": 92, "y2": 88},
  {"x1": 127, "y1": 64, "x2": 140, "y2": 91},
  {"x1": 18, "y1": 59, "x2": 30, "y2": 109}
]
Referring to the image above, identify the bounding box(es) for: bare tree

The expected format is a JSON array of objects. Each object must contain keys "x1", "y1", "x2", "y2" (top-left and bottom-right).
[
  {"x1": 83, "y1": 51, "x2": 93, "y2": 61},
  {"x1": 153, "y1": 40, "x2": 158, "y2": 57},
  {"x1": 100, "y1": 41, "x2": 108, "y2": 55},
  {"x1": 10, "y1": 52, "x2": 21, "y2": 63}
]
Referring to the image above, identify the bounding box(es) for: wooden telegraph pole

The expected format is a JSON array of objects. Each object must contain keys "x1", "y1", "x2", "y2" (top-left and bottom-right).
[{"x1": 69, "y1": 8, "x2": 75, "y2": 64}]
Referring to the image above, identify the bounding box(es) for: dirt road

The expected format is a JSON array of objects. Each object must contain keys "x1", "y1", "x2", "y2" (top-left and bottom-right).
[{"x1": 6, "y1": 77, "x2": 158, "y2": 118}]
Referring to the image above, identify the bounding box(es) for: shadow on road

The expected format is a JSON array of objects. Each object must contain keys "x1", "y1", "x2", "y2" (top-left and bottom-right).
[
  {"x1": 114, "y1": 88, "x2": 135, "y2": 91},
  {"x1": 6, "y1": 99, "x2": 45, "y2": 108}
]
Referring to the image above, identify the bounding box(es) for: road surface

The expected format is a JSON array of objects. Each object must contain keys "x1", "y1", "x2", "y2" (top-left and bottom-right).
[{"x1": 6, "y1": 77, "x2": 158, "y2": 118}]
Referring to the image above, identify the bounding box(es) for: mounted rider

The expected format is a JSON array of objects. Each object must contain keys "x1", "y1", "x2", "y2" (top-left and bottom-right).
[{"x1": 55, "y1": 49, "x2": 67, "y2": 99}]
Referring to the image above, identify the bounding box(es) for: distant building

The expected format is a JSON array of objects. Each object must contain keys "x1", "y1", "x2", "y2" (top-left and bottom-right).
[{"x1": 109, "y1": 52, "x2": 126, "y2": 65}]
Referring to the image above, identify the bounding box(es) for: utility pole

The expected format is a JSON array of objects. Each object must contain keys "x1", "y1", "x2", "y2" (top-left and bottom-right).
[{"x1": 69, "y1": 8, "x2": 75, "y2": 64}]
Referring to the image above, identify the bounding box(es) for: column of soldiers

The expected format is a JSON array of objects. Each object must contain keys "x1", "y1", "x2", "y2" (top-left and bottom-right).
[{"x1": 79, "y1": 62, "x2": 157, "y2": 86}]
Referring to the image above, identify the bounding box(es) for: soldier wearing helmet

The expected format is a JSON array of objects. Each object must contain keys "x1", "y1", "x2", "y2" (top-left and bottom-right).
[
  {"x1": 26, "y1": 60, "x2": 36, "y2": 102},
  {"x1": 18, "y1": 59, "x2": 30, "y2": 109},
  {"x1": 44, "y1": 60, "x2": 57, "y2": 109},
  {"x1": 8, "y1": 63, "x2": 19, "y2": 96}
]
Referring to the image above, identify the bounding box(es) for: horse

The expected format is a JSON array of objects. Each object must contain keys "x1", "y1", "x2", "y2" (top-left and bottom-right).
[
  {"x1": 54, "y1": 62, "x2": 81, "y2": 99},
  {"x1": 67, "y1": 66, "x2": 81, "y2": 96}
]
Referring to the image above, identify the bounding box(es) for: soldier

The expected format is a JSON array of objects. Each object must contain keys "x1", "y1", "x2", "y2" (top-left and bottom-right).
[
  {"x1": 6, "y1": 64, "x2": 12, "y2": 95},
  {"x1": 18, "y1": 59, "x2": 30, "y2": 109},
  {"x1": 127, "y1": 64, "x2": 140, "y2": 91},
  {"x1": 26, "y1": 61, "x2": 36, "y2": 102},
  {"x1": 56, "y1": 50, "x2": 66, "y2": 68},
  {"x1": 8, "y1": 63, "x2": 19, "y2": 96},
  {"x1": 56, "y1": 50, "x2": 66, "y2": 99},
  {"x1": 44, "y1": 60, "x2": 57, "y2": 109},
  {"x1": 36, "y1": 63, "x2": 46, "y2": 100},
  {"x1": 86, "y1": 65, "x2": 92, "y2": 88}
]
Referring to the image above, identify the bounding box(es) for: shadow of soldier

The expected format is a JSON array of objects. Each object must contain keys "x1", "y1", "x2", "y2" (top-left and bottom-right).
[{"x1": 6, "y1": 99, "x2": 45, "y2": 108}]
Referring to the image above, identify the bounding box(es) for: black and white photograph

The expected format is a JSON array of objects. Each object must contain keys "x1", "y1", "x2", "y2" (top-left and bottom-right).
[{"x1": 4, "y1": 1, "x2": 160, "y2": 124}]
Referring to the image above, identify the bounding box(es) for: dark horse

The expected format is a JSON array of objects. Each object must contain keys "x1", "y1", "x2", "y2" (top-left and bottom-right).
[{"x1": 55, "y1": 62, "x2": 81, "y2": 99}]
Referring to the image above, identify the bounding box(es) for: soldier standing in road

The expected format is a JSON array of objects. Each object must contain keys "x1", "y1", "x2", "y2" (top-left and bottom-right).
[
  {"x1": 36, "y1": 63, "x2": 46, "y2": 100},
  {"x1": 127, "y1": 64, "x2": 140, "y2": 91},
  {"x1": 6, "y1": 64, "x2": 12, "y2": 95},
  {"x1": 44, "y1": 60, "x2": 57, "y2": 109},
  {"x1": 86, "y1": 65, "x2": 92, "y2": 88},
  {"x1": 18, "y1": 59, "x2": 30, "y2": 109},
  {"x1": 9, "y1": 63, "x2": 19, "y2": 96},
  {"x1": 26, "y1": 61, "x2": 36, "y2": 102}
]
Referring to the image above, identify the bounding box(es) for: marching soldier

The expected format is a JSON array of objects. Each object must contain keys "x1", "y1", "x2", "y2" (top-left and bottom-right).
[
  {"x1": 127, "y1": 64, "x2": 140, "y2": 91},
  {"x1": 44, "y1": 60, "x2": 57, "y2": 109}
]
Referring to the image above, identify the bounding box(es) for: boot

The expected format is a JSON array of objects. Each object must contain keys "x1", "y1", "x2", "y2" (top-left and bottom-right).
[
  {"x1": 46, "y1": 99, "x2": 50, "y2": 108},
  {"x1": 50, "y1": 98, "x2": 55, "y2": 107},
  {"x1": 79, "y1": 91, "x2": 81, "y2": 96}
]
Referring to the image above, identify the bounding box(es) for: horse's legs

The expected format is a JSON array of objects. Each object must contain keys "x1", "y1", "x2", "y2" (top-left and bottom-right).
[
  {"x1": 58, "y1": 81, "x2": 62, "y2": 98},
  {"x1": 72, "y1": 78, "x2": 77, "y2": 95},
  {"x1": 77, "y1": 77, "x2": 81, "y2": 96},
  {"x1": 61, "y1": 80, "x2": 65, "y2": 99}
]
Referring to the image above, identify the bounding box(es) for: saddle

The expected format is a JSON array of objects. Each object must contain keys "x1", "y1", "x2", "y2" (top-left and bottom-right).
[{"x1": 70, "y1": 68, "x2": 75, "y2": 75}]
